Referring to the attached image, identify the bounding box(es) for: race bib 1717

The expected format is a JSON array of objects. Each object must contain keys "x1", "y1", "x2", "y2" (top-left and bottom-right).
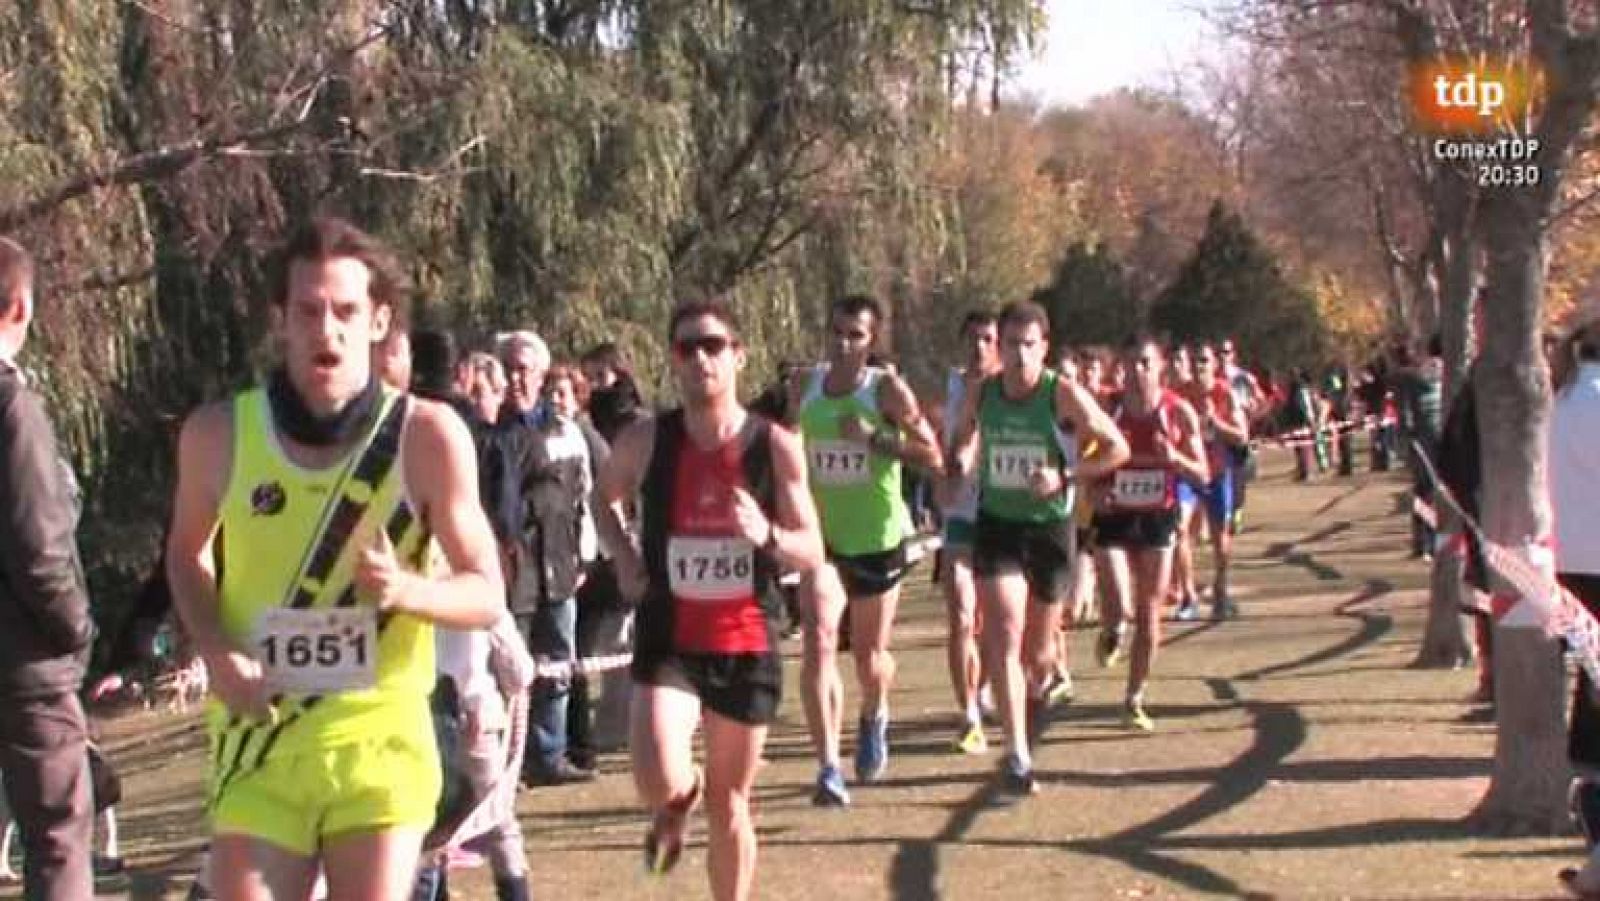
[{"x1": 809, "y1": 440, "x2": 871, "y2": 486}]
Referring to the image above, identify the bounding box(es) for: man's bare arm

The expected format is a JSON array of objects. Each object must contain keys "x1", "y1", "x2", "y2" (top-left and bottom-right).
[
  {"x1": 766, "y1": 425, "x2": 825, "y2": 572},
  {"x1": 166, "y1": 403, "x2": 232, "y2": 658},
  {"x1": 876, "y1": 374, "x2": 944, "y2": 472},
  {"x1": 596, "y1": 418, "x2": 653, "y2": 601},
  {"x1": 1059, "y1": 381, "x2": 1129, "y2": 482},
  {"x1": 386, "y1": 401, "x2": 504, "y2": 629}
]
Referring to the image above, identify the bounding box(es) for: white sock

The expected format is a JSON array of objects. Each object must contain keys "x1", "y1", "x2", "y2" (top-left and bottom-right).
[
  {"x1": 1011, "y1": 746, "x2": 1033, "y2": 771},
  {"x1": 964, "y1": 700, "x2": 981, "y2": 725}
]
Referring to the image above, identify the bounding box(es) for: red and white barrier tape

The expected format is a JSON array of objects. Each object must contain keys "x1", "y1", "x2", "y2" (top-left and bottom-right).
[
  {"x1": 531, "y1": 652, "x2": 634, "y2": 680},
  {"x1": 1273, "y1": 415, "x2": 1398, "y2": 449},
  {"x1": 1407, "y1": 440, "x2": 1600, "y2": 693}
]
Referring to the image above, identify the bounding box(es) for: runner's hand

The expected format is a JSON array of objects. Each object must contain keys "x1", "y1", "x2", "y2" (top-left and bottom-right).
[
  {"x1": 204, "y1": 647, "x2": 270, "y2": 720},
  {"x1": 357, "y1": 529, "x2": 419, "y2": 615},
  {"x1": 1027, "y1": 465, "x2": 1064, "y2": 500},
  {"x1": 1153, "y1": 429, "x2": 1177, "y2": 465},
  {"x1": 731, "y1": 487, "x2": 773, "y2": 548},
  {"x1": 838, "y1": 413, "x2": 875, "y2": 445}
]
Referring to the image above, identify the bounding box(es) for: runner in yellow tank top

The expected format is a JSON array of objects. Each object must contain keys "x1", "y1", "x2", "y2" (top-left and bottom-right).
[{"x1": 167, "y1": 218, "x2": 505, "y2": 901}]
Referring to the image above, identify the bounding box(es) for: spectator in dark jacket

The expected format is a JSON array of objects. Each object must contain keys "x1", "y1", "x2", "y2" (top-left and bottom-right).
[
  {"x1": 499, "y1": 331, "x2": 596, "y2": 785},
  {"x1": 0, "y1": 237, "x2": 94, "y2": 901}
]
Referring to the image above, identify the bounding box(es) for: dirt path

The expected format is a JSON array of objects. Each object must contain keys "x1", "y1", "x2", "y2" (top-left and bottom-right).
[{"x1": 83, "y1": 449, "x2": 1580, "y2": 899}]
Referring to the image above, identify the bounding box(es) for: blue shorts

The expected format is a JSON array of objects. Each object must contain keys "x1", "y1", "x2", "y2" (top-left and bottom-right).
[
  {"x1": 1176, "y1": 480, "x2": 1198, "y2": 511},
  {"x1": 1193, "y1": 469, "x2": 1235, "y2": 528}
]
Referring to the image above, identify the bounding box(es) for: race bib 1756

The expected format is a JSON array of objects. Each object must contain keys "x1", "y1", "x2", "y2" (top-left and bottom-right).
[
  {"x1": 988, "y1": 444, "x2": 1050, "y2": 489},
  {"x1": 254, "y1": 607, "x2": 377, "y2": 695},
  {"x1": 668, "y1": 536, "x2": 755, "y2": 602}
]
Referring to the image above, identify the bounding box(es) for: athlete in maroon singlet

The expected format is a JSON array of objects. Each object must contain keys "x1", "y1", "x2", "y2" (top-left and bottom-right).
[
  {"x1": 597, "y1": 300, "x2": 824, "y2": 901},
  {"x1": 1090, "y1": 337, "x2": 1208, "y2": 732}
]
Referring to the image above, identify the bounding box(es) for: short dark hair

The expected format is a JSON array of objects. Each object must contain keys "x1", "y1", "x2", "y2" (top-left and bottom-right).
[
  {"x1": 831, "y1": 293, "x2": 885, "y2": 326},
  {"x1": 0, "y1": 237, "x2": 33, "y2": 318},
  {"x1": 960, "y1": 309, "x2": 997, "y2": 335},
  {"x1": 998, "y1": 300, "x2": 1050, "y2": 335},
  {"x1": 667, "y1": 297, "x2": 742, "y2": 342},
  {"x1": 410, "y1": 329, "x2": 458, "y2": 398},
  {"x1": 271, "y1": 217, "x2": 411, "y2": 327},
  {"x1": 581, "y1": 341, "x2": 633, "y2": 377}
]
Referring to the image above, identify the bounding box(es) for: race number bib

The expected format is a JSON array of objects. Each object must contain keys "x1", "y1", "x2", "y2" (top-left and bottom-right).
[
  {"x1": 809, "y1": 440, "x2": 871, "y2": 486},
  {"x1": 668, "y1": 536, "x2": 755, "y2": 602},
  {"x1": 254, "y1": 607, "x2": 377, "y2": 695},
  {"x1": 1112, "y1": 469, "x2": 1170, "y2": 510},
  {"x1": 988, "y1": 444, "x2": 1050, "y2": 489}
]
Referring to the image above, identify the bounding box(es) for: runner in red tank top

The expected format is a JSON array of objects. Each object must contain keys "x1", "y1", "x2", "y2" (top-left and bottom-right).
[
  {"x1": 1090, "y1": 337, "x2": 1208, "y2": 733},
  {"x1": 1186, "y1": 345, "x2": 1249, "y2": 619},
  {"x1": 667, "y1": 438, "x2": 771, "y2": 654},
  {"x1": 597, "y1": 300, "x2": 825, "y2": 901}
]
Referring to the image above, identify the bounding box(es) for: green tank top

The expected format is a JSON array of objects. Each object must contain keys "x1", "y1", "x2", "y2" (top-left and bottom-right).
[
  {"x1": 210, "y1": 387, "x2": 434, "y2": 756},
  {"x1": 978, "y1": 370, "x2": 1077, "y2": 524},
  {"x1": 797, "y1": 365, "x2": 911, "y2": 555}
]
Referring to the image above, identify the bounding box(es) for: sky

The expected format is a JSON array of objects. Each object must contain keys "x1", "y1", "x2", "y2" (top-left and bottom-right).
[{"x1": 1010, "y1": 0, "x2": 1218, "y2": 108}]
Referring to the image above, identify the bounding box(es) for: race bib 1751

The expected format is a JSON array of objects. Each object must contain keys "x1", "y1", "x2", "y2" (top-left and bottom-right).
[
  {"x1": 988, "y1": 444, "x2": 1050, "y2": 489},
  {"x1": 1112, "y1": 468, "x2": 1169, "y2": 510},
  {"x1": 668, "y1": 536, "x2": 755, "y2": 602},
  {"x1": 809, "y1": 440, "x2": 871, "y2": 486},
  {"x1": 254, "y1": 607, "x2": 377, "y2": 695}
]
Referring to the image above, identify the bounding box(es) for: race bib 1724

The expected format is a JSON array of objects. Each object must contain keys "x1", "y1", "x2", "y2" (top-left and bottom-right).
[
  {"x1": 668, "y1": 536, "x2": 755, "y2": 602},
  {"x1": 1112, "y1": 468, "x2": 1170, "y2": 510},
  {"x1": 988, "y1": 443, "x2": 1050, "y2": 489},
  {"x1": 253, "y1": 607, "x2": 377, "y2": 695},
  {"x1": 809, "y1": 440, "x2": 871, "y2": 486}
]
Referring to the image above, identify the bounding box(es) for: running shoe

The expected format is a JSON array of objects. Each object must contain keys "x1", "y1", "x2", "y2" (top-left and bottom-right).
[
  {"x1": 954, "y1": 721, "x2": 988, "y2": 755},
  {"x1": 1123, "y1": 701, "x2": 1155, "y2": 733},
  {"x1": 1559, "y1": 864, "x2": 1600, "y2": 899},
  {"x1": 995, "y1": 754, "x2": 1038, "y2": 804},
  {"x1": 978, "y1": 684, "x2": 996, "y2": 723},
  {"x1": 1174, "y1": 598, "x2": 1198, "y2": 621},
  {"x1": 1046, "y1": 669, "x2": 1075, "y2": 705},
  {"x1": 812, "y1": 764, "x2": 852, "y2": 807},
  {"x1": 644, "y1": 768, "x2": 703, "y2": 875},
  {"x1": 1096, "y1": 627, "x2": 1124, "y2": 668},
  {"x1": 855, "y1": 714, "x2": 889, "y2": 784},
  {"x1": 1211, "y1": 594, "x2": 1240, "y2": 622}
]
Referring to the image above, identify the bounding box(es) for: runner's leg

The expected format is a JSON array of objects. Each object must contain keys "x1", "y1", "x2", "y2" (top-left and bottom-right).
[
  {"x1": 978, "y1": 571, "x2": 1030, "y2": 760},
  {"x1": 942, "y1": 549, "x2": 981, "y2": 730},
  {"x1": 630, "y1": 679, "x2": 702, "y2": 814},
  {"x1": 1126, "y1": 546, "x2": 1174, "y2": 722},
  {"x1": 701, "y1": 712, "x2": 767, "y2": 901},
  {"x1": 209, "y1": 835, "x2": 318, "y2": 901},
  {"x1": 322, "y1": 828, "x2": 426, "y2": 901},
  {"x1": 850, "y1": 588, "x2": 899, "y2": 722},
  {"x1": 800, "y1": 568, "x2": 846, "y2": 771}
]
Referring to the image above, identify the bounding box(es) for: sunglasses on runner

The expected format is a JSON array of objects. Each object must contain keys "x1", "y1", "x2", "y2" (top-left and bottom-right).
[{"x1": 673, "y1": 333, "x2": 737, "y2": 358}]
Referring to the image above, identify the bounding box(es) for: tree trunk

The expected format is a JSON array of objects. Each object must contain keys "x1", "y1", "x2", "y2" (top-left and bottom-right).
[
  {"x1": 1415, "y1": 169, "x2": 1477, "y2": 669},
  {"x1": 1469, "y1": 188, "x2": 1568, "y2": 835}
]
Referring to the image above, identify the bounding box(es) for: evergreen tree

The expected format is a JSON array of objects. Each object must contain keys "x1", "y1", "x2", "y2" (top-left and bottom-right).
[
  {"x1": 1151, "y1": 200, "x2": 1328, "y2": 370},
  {"x1": 1032, "y1": 240, "x2": 1137, "y2": 349}
]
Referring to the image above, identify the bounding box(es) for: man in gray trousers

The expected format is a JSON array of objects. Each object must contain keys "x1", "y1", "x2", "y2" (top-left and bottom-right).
[{"x1": 0, "y1": 237, "x2": 94, "y2": 901}]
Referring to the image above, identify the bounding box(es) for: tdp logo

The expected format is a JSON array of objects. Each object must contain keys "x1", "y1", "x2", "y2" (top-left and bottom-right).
[
  {"x1": 1410, "y1": 58, "x2": 1543, "y2": 135},
  {"x1": 1434, "y1": 72, "x2": 1504, "y2": 117}
]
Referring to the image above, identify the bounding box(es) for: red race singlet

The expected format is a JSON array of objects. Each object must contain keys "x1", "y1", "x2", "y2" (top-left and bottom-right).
[{"x1": 666, "y1": 433, "x2": 770, "y2": 654}]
